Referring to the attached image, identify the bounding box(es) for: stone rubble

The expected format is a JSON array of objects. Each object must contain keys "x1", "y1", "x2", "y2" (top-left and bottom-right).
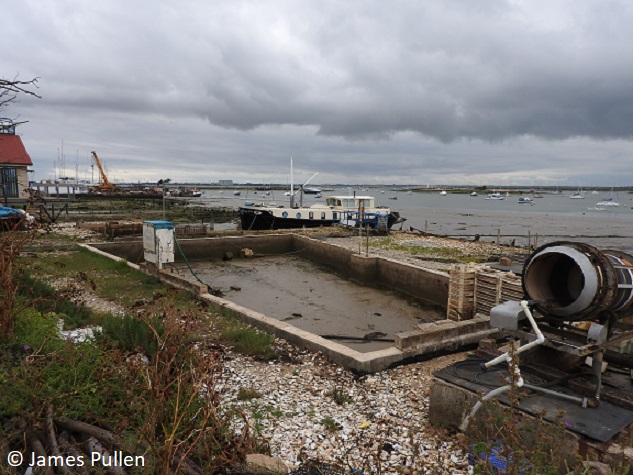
[
  {"x1": 218, "y1": 341, "x2": 472, "y2": 474},
  {"x1": 49, "y1": 276, "x2": 127, "y2": 316}
]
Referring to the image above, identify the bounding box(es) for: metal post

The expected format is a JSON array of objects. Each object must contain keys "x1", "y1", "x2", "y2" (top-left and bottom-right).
[
  {"x1": 162, "y1": 184, "x2": 166, "y2": 220},
  {"x1": 528, "y1": 230, "x2": 531, "y2": 250},
  {"x1": 0, "y1": 169, "x2": 7, "y2": 206},
  {"x1": 592, "y1": 350, "x2": 604, "y2": 400}
]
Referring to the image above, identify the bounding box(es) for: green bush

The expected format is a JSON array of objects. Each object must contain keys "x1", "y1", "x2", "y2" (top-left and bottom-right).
[
  {"x1": 0, "y1": 314, "x2": 132, "y2": 425},
  {"x1": 99, "y1": 314, "x2": 163, "y2": 358},
  {"x1": 12, "y1": 308, "x2": 64, "y2": 353}
]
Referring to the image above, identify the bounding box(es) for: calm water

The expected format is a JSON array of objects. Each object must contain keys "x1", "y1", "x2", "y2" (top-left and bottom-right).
[{"x1": 192, "y1": 188, "x2": 633, "y2": 253}]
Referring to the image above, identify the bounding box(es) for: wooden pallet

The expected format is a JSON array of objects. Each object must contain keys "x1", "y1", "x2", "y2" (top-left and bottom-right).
[
  {"x1": 447, "y1": 264, "x2": 525, "y2": 320},
  {"x1": 474, "y1": 269, "x2": 523, "y2": 315},
  {"x1": 447, "y1": 264, "x2": 479, "y2": 321}
]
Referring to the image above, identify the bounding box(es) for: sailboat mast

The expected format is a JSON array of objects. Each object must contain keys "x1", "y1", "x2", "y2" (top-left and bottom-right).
[{"x1": 290, "y1": 156, "x2": 294, "y2": 208}]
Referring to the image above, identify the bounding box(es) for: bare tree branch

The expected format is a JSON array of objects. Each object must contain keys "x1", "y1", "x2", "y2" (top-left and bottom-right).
[
  {"x1": 0, "y1": 77, "x2": 41, "y2": 99},
  {"x1": 0, "y1": 77, "x2": 41, "y2": 126}
]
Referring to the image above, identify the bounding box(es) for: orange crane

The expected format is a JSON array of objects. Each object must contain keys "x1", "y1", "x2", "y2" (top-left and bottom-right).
[{"x1": 90, "y1": 151, "x2": 116, "y2": 192}]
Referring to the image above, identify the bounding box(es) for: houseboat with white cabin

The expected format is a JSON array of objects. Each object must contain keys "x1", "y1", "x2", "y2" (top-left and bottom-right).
[{"x1": 239, "y1": 194, "x2": 403, "y2": 231}]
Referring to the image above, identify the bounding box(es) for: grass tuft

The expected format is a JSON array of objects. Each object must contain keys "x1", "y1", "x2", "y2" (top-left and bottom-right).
[
  {"x1": 220, "y1": 320, "x2": 276, "y2": 360},
  {"x1": 236, "y1": 387, "x2": 262, "y2": 401}
]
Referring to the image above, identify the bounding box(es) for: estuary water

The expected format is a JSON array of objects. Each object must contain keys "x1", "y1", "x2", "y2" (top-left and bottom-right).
[{"x1": 194, "y1": 188, "x2": 633, "y2": 253}]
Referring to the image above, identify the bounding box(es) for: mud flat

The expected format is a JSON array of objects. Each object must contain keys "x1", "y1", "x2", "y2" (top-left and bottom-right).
[
  {"x1": 401, "y1": 208, "x2": 633, "y2": 252},
  {"x1": 176, "y1": 255, "x2": 444, "y2": 353}
]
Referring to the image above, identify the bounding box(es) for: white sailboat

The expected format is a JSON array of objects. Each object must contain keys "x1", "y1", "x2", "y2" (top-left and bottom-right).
[
  {"x1": 596, "y1": 197, "x2": 619, "y2": 207},
  {"x1": 596, "y1": 187, "x2": 619, "y2": 207},
  {"x1": 570, "y1": 183, "x2": 584, "y2": 199}
]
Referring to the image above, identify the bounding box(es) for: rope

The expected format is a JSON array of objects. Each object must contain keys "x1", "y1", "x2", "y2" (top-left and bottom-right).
[{"x1": 173, "y1": 233, "x2": 215, "y2": 293}]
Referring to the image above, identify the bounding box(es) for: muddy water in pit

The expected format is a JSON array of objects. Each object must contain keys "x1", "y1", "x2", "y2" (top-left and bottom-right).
[{"x1": 178, "y1": 255, "x2": 445, "y2": 352}]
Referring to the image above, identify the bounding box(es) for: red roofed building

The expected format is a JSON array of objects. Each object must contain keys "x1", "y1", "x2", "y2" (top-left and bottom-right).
[{"x1": 0, "y1": 123, "x2": 33, "y2": 201}]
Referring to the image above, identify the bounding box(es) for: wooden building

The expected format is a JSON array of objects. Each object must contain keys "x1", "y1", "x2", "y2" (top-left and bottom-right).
[{"x1": 0, "y1": 122, "x2": 33, "y2": 202}]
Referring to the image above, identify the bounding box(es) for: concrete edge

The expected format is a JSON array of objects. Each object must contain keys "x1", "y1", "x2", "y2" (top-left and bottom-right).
[
  {"x1": 399, "y1": 329, "x2": 501, "y2": 360},
  {"x1": 79, "y1": 243, "x2": 141, "y2": 271},
  {"x1": 200, "y1": 293, "x2": 404, "y2": 373},
  {"x1": 396, "y1": 315, "x2": 494, "y2": 351}
]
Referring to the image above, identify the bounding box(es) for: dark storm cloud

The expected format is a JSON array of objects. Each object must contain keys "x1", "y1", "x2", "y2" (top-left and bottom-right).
[{"x1": 185, "y1": 1, "x2": 633, "y2": 142}]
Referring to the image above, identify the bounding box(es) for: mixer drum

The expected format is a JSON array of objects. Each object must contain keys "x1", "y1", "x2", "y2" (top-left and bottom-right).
[{"x1": 522, "y1": 242, "x2": 633, "y2": 321}]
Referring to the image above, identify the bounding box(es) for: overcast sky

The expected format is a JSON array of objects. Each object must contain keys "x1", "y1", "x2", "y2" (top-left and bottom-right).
[{"x1": 3, "y1": 0, "x2": 633, "y2": 186}]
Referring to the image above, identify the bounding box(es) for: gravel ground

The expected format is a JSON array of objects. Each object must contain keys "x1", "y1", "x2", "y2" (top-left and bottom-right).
[{"x1": 220, "y1": 342, "x2": 472, "y2": 474}]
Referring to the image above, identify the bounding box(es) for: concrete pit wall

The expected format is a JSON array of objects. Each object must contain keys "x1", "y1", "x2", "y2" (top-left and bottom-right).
[
  {"x1": 87, "y1": 233, "x2": 495, "y2": 372},
  {"x1": 175, "y1": 233, "x2": 295, "y2": 261},
  {"x1": 91, "y1": 234, "x2": 449, "y2": 307},
  {"x1": 291, "y1": 235, "x2": 449, "y2": 307}
]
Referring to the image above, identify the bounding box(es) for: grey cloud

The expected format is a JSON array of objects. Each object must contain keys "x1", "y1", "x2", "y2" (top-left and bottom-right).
[{"x1": 4, "y1": 0, "x2": 633, "y2": 185}]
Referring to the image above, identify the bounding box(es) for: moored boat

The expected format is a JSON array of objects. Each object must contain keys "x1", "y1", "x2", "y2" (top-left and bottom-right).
[
  {"x1": 302, "y1": 186, "x2": 322, "y2": 195},
  {"x1": 596, "y1": 197, "x2": 619, "y2": 207},
  {"x1": 597, "y1": 188, "x2": 619, "y2": 207},
  {"x1": 485, "y1": 192, "x2": 504, "y2": 200},
  {"x1": 239, "y1": 195, "x2": 403, "y2": 231}
]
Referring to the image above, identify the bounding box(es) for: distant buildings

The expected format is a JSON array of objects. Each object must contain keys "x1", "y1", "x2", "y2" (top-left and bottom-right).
[{"x1": 219, "y1": 179, "x2": 233, "y2": 186}]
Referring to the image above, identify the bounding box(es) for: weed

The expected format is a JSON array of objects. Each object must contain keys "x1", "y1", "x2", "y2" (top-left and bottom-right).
[
  {"x1": 237, "y1": 387, "x2": 263, "y2": 401},
  {"x1": 135, "y1": 311, "x2": 263, "y2": 472},
  {"x1": 464, "y1": 344, "x2": 585, "y2": 474},
  {"x1": 0, "y1": 325, "x2": 132, "y2": 427},
  {"x1": 321, "y1": 417, "x2": 341, "y2": 432},
  {"x1": 99, "y1": 313, "x2": 163, "y2": 358},
  {"x1": 220, "y1": 319, "x2": 276, "y2": 359},
  {"x1": 25, "y1": 248, "x2": 164, "y2": 308},
  {"x1": 0, "y1": 228, "x2": 35, "y2": 338},
  {"x1": 11, "y1": 308, "x2": 64, "y2": 353},
  {"x1": 327, "y1": 388, "x2": 353, "y2": 406},
  {"x1": 268, "y1": 406, "x2": 283, "y2": 418},
  {"x1": 2, "y1": 238, "x2": 271, "y2": 474}
]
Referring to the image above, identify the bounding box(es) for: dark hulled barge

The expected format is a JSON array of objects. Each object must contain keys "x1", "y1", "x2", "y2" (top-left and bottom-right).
[{"x1": 239, "y1": 195, "x2": 403, "y2": 231}]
